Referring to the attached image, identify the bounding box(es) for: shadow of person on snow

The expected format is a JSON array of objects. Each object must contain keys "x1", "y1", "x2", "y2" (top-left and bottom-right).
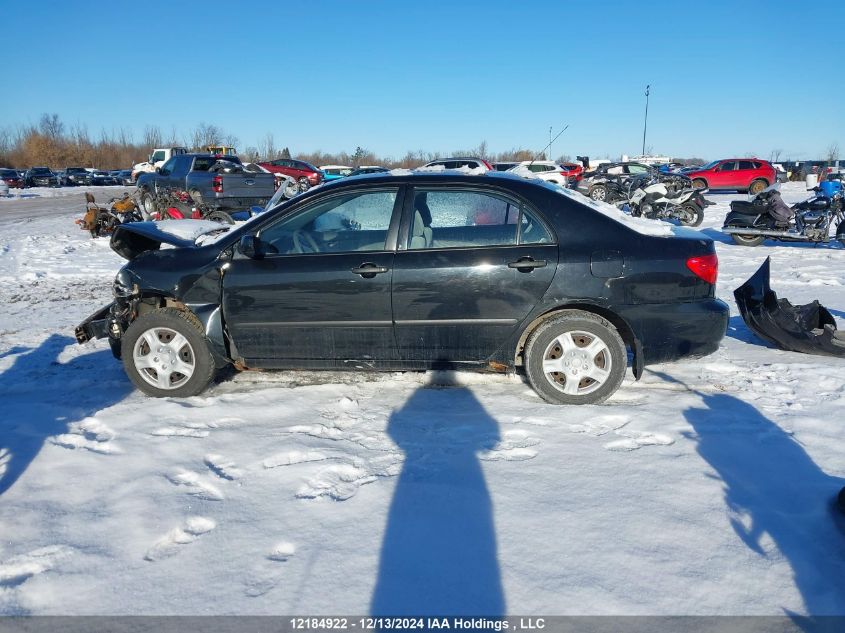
[
  {"x1": 370, "y1": 382, "x2": 505, "y2": 616},
  {"x1": 651, "y1": 370, "x2": 845, "y2": 617},
  {"x1": 0, "y1": 334, "x2": 133, "y2": 496}
]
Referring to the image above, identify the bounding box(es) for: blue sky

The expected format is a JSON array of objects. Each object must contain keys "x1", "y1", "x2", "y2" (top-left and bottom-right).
[{"x1": 2, "y1": 0, "x2": 843, "y2": 161}]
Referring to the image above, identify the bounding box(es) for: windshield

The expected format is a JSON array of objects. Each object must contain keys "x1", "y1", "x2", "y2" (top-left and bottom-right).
[{"x1": 697, "y1": 160, "x2": 719, "y2": 170}]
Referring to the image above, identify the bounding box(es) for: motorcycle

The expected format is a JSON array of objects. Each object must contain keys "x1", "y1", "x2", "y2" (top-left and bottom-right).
[
  {"x1": 622, "y1": 176, "x2": 706, "y2": 227},
  {"x1": 722, "y1": 186, "x2": 845, "y2": 247},
  {"x1": 145, "y1": 189, "x2": 235, "y2": 225},
  {"x1": 76, "y1": 192, "x2": 143, "y2": 238}
]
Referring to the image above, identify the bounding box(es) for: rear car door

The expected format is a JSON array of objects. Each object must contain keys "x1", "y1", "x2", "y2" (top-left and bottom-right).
[
  {"x1": 221, "y1": 186, "x2": 403, "y2": 365},
  {"x1": 391, "y1": 186, "x2": 558, "y2": 364}
]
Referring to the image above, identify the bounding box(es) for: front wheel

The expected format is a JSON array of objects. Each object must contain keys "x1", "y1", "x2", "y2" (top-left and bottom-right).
[
  {"x1": 524, "y1": 311, "x2": 626, "y2": 405},
  {"x1": 692, "y1": 178, "x2": 707, "y2": 190},
  {"x1": 677, "y1": 203, "x2": 704, "y2": 227},
  {"x1": 730, "y1": 233, "x2": 765, "y2": 247},
  {"x1": 121, "y1": 308, "x2": 216, "y2": 398}
]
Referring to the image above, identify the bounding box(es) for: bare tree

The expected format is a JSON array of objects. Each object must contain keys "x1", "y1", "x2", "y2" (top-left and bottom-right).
[
  {"x1": 38, "y1": 113, "x2": 64, "y2": 139},
  {"x1": 826, "y1": 143, "x2": 839, "y2": 164},
  {"x1": 259, "y1": 133, "x2": 275, "y2": 160},
  {"x1": 770, "y1": 149, "x2": 782, "y2": 162}
]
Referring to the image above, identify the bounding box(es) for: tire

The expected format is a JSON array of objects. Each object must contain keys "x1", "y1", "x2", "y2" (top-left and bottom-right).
[
  {"x1": 139, "y1": 190, "x2": 156, "y2": 219},
  {"x1": 298, "y1": 177, "x2": 311, "y2": 192},
  {"x1": 121, "y1": 308, "x2": 215, "y2": 398},
  {"x1": 730, "y1": 233, "x2": 765, "y2": 247},
  {"x1": 588, "y1": 184, "x2": 607, "y2": 201},
  {"x1": 692, "y1": 178, "x2": 707, "y2": 190},
  {"x1": 524, "y1": 310, "x2": 626, "y2": 405},
  {"x1": 748, "y1": 179, "x2": 768, "y2": 195},
  {"x1": 206, "y1": 209, "x2": 235, "y2": 224},
  {"x1": 678, "y1": 202, "x2": 704, "y2": 227}
]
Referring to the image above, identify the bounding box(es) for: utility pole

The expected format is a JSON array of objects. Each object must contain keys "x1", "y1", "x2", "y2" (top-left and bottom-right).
[
  {"x1": 549, "y1": 126, "x2": 553, "y2": 161},
  {"x1": 642, "y1": 84, "x2": 650, "y2": 157}
]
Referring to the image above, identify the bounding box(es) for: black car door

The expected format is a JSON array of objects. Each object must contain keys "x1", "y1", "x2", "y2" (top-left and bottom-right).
[
  {"x1": 221, "y1": 186, "x2": 404, "y2": 366},
  {"x1": 391, "y1": 185, "x2": 558, "y2": 364}
]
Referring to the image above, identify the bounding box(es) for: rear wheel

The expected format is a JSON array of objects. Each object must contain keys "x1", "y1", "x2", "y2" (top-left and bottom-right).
[
  {"x1": 730, "y1": 233, "x2": 765, "y2": 247},
  {"x1": 692, "y1": 178, "x2": 707, "y2": 190},
  {"x1": 678, "y1": 202, "x2": 704, "y2": 227},
  {"x1": 121, "y1": 308, "x2": 215, "y2": 398},
  {"x1": 524, "y1": 311, "x2": 626, "y2": 405},
  {"x1": 748, "y1": 179, "x2": 768, "y2": 195},
  {"x1": 588, "y1": 184, "x2": 607, "y2": 201}
]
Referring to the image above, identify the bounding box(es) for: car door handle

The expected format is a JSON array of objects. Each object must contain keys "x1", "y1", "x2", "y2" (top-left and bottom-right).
[
  {"x1": 508, "y1": 257, "x2": 547, "y2": 272},
  {"x1": 351, "y1": 263, "x2": 390, "y2": 278}
]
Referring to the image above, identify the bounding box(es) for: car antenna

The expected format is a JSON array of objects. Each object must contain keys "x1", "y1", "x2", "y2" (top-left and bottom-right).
[{"x1": 528, "y1": 124, "x2": 569, "y2": 168}]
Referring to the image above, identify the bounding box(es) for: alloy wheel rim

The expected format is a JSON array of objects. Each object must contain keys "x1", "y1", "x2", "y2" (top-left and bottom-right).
[
  {"x1": 133, "y1": 326, "x2": 195, "y2": 390},
  {"x1": 541, "y1": 330, "x2": 611, "y2": 396}
]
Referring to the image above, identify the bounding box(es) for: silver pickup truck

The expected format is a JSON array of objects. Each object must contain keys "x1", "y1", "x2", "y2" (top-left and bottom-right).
[{"x1": 136, "y1": 154, "x2": 275, "y2": 213}]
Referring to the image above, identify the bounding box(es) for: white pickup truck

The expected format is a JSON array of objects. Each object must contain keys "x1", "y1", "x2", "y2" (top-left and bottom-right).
[{"x1": 131, "y1": 147, "x2": 188, "y2": 182}]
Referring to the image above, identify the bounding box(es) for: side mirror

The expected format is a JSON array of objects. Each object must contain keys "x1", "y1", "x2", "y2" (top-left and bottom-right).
[
  {"x1": 238, "y1": 235, "x2": 260, "y2": 259},
  {"x1": 155, "y1": 167, "x2": 161, "y2": 174}
]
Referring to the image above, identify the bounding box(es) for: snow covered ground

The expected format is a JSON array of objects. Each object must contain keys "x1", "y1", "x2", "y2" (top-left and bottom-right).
[{"x1": 0, "y1": 183, "x2": 843, "y2": 616}]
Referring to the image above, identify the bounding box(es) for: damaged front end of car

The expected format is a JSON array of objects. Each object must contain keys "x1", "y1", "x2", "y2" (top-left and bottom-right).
[{"x1": 74, "y1": 271, "x2": 143, "y2": 358}]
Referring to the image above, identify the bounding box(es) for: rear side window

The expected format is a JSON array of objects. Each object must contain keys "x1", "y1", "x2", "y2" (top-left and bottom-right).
[
  {"x1": 408, "y1": 189, "x2": 552, "y2": 249},
  {"x1": 738, "y1": 161, "x2": 755, "y2": 170}
]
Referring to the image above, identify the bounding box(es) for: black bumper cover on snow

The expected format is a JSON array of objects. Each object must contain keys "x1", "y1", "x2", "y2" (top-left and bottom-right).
[{"x1": 734, "y1": 257, "x2": 845, "y2": 357}]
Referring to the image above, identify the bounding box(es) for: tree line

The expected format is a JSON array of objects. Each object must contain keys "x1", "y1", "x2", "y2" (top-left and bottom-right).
[{"x1": 0, "y1": 114, "x2": 571, "y2": 171}]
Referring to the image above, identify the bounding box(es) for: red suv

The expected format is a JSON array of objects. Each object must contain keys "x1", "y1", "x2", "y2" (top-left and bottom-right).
[
  {"x1": 257, "y1": 158, "x2": 324, "y2": 188},
  {"x1": 685, "y1": 158, "x2": 775, "y2": 194}
]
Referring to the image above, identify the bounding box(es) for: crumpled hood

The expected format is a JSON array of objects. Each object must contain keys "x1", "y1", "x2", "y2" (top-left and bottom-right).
[{"x1": 110, "y1": 219, "x2": 229, "y2": 260}]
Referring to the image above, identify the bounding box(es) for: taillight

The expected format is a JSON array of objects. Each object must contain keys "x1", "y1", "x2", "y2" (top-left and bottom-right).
[
  {"x1": 482, "y1": 160, "x2": 493, "y2": 171},
  {"x1": 212, "y1": 175, "x2": 223, "y2": 193},
  {"x1": 686, "y1": 254, "x2": 718, "y2": 284}
]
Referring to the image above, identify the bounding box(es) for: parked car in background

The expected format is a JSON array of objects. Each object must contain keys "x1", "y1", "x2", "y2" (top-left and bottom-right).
[
  {"x1": 507, "y1": 161, "x2": 573, "y2": 186},
  {"x1": 320, "y1": 165, "x2": 353, "y2": 181},
  {"x1": 112, "y1": 170, "x2": 134, "y2": 185},
  {"x1": 348, "y1": 166, "x2": 389, "y2": 177},
  {"x1": 257, "y1": 158, "x2": 324, "y2": 189},
  {"x1": 25, "y1": 167, "x2": 60, "y2": 187},
  {"x1": 91, "y1": 170, "x2": 118, "y2": 186},
  {"x1": 64, "y1": 167, "x2": 93, "y2": 186},
  {"x1": 684, "y1": 158, "x2": 775, "y2": 194},
  {"x1": 0, "y1": 168, "x2": 25, "y2": 188},
  {"x1": 493, "y1": 162, "x2": 519, "y2": 172},
  {"x1": 77, "y1": 171, "x2": 728, "y2": 405},
  {"x1": 422, "y1": 157, "x2": 493, "y2": 171}
]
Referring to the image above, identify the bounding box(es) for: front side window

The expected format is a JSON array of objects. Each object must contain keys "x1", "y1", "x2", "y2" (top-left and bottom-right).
[
  {"x1": 151, "y1": 151, "x2": 165, "y2": 162},
  {"x1": 628, "y1": 164, "x2": 649, "y2": 174},
  {"x1": 408, "y1": 189, "x2": 552, "y2": 250},
  {"x1": 159, "y1": 158, "x2": 176, "y2": 175},
  {"x1": 718, "y1": 161, "x2": 736, "y2": 171},
  {"x1": 260, "y1": 189, "x2": 398, "y2": 255}
]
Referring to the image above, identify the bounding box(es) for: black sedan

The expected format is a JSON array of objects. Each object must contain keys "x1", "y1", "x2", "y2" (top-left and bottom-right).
[
  {"x1": 76, "y1": 171, "x2": 728, "y2": 404},
  {"x1": 25, "y1": 167, "x2": 60, "y2": 187}
]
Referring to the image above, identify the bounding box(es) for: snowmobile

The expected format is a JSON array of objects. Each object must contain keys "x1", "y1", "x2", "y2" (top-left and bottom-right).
[
  {"x1": 76, "y1": 192, "x2": 143, "y2": 238},
  {"x1": 145, "y1": 188, "x2": 236, "y2": 225},
  {"x1": 734, "y1": 257, "x2": 845, "y2": 357},
  {"x1": 722, "y1": 186, "x2": 845, "y2": 247},
  {"x1": 623, "y1": 175, "x2": 706, "y2": 227}
]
